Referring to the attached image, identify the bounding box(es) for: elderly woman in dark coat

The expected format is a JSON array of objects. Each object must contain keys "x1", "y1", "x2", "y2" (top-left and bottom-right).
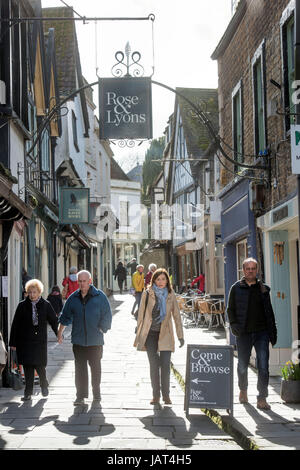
[{"x1": 9, "y1": 279, "x2": 58, "y2": 401}]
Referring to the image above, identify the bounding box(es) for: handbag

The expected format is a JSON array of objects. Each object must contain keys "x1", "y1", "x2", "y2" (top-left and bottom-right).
[
  {"x1": 8, "y1": 350, "x2": 24, "y2": 391},
  {"x1": 129, "y1": 287, "x2": 135, "y2": 296}
]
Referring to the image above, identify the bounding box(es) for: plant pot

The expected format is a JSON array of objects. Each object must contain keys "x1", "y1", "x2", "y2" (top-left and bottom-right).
[{"x1": 280, "y1": 379, "x2": 300, "y2": 403}]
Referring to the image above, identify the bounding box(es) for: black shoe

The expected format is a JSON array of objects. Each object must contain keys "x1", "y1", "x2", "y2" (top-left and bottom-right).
[
  {"x1": 92, "y1": 398, "x2": 101, "y2": 408},
  {"x1": 73, "y1": 398, "x2": 85, "y2": 406},
  {"x1": 41, "y1": 387, "x2": 49, "y2": 397},
  {"x1": 21, "y1": 395, "x2": 31, "y2": 402}
]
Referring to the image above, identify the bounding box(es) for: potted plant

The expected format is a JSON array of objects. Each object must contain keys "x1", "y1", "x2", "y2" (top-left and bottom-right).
[{"x1": 280, "y1": 361, "x2": 300, "y2": 403}]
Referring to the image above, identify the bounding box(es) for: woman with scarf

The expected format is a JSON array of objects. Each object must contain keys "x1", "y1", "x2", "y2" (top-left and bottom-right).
[
  {"x1": 9, "y1": 279, "x2": 58, "y2": 401},
  {"x1": 134, "y1": 268, "x2": 184, "y2": 405}
]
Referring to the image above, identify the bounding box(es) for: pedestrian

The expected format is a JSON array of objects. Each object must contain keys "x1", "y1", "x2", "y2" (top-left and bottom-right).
[
  {"x1": 21, "y1": 268, "x2": 32, "y2": 299},
  {"x1": 131, "y1": 264, "x2": 144, "y2": 318},
  {"x1": 227, "y1": 257, "x2": 277, "y2": 411},
  {"x1": 57, "y1": 270, "x2": 112, "y2": 406},
  {"x1": 47, "y1": 286, "x2": 63, "y2": 317},
  {"x1": 9, "y1": 279, "x2": 58, "y2": 401},
  {"x1": 134, "y1": 268, "x2": 184, "y2": 405},
  {"x1": 144, "y1": 263, "x2": 157, "y2": 288},
  {"x1": 0, "y1": 331, "x2": 7, "y2": 377},
  {"x1": 62, "y1": 266, "x2": 79, "y2": 299},
  {"x1": 114, "y1": 261, "x2": 127, "y2": 294},
  {"x1": 191, "y1": 273, "x2": 205, "y2": 293},
  {"x1": 127, "y1": 258, "x2": 138, "y2": 277}
]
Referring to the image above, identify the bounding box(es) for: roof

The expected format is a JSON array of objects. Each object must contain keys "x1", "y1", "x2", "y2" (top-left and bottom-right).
[
  {"x1": 211, "y1": 0, "x2": 247, "y2": 60},
  {"x1": 42, "y1": 6, "x2": 89, "y2": 136},
  {"x1": 110, "y1": 158, "x2": 130, "y2": 181},
  {"x1": 176, "y1": 88, "x2": 219, "y2": 156},
  {"x1": 127, "y1": 164, "x2": 143, "y2": 184}
]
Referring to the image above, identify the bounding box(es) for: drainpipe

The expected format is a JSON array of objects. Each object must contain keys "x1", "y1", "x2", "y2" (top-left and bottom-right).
[{"x1": 295, "y1": 0, "x2": 300, "y2": 340}]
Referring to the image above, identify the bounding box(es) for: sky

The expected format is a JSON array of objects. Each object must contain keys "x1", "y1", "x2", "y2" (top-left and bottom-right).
[{"x1": 41, "y1": 0, "x2": 232, "y2": 171}]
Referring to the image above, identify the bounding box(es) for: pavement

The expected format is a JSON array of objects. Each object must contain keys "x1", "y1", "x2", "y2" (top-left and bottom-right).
[{"x1": 0, "y1": 293, "x2": 299, "y2": 451}]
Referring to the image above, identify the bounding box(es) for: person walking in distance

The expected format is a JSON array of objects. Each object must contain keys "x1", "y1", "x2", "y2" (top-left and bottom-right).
[
  {"x1": 134, "y1": 268, "x2": 184, "y2": 405},
  {"x1": 227, "y1": 258, "x2": 277, "y2": 410},
  {"x1": 62, "y1": 266, "x2": 79, "y2": 300},
  {"x1": 144, "y1": 264, "x2": 157, "y2": 289},
  {"x1": 131, "y1": 265, "x2": 145, "y2": 318},
  {"x1": 114, "y1": 261, "x2": 127, "y2": 294},
  {"x1": 57, "y1": 270, "x2": 112, "y2": 406}
]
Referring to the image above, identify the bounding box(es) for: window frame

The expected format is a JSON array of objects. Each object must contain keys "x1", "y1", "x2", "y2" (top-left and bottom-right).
[
  {"x1": 281, "y1": 4, "x2": 295, "y2": 133},
  {"x1": 232, "y1": 80, "x2": 243, "y2": 173}
]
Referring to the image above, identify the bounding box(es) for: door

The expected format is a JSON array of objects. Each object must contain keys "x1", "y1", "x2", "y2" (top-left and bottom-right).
[{"x1": 269, "y1": 231, "x2": 292, "y2": 348}]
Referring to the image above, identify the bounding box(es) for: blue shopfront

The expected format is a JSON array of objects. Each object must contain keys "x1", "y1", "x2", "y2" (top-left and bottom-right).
[{"x1": 219, "y1": 179, "x2": 257, "y2": 346}]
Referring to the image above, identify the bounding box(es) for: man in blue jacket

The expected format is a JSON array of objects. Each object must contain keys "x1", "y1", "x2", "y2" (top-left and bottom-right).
[{"x1": 57, "y1": 270, "x2": 112, "y2": 406}]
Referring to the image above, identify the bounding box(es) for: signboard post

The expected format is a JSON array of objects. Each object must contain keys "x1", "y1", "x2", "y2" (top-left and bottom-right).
[
  {"x1": 184, "y1": 344, "x2": 234, "y2": 417},
  {"x1": 291, "y1": 124, "x2": 300, "y2": 174},
  {"x1": 59, "y1": 188, "x2": 90, "y2": 224},
  {"x1": 99, "y1": 77, "x2": 153, "y2": 140}
]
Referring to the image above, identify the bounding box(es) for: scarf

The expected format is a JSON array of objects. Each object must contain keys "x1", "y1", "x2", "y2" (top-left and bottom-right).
[
  {"x1": 69, "y1": 274, "x2": 77, "y2": 282},
  {"x1": 31, "y1": 297, "x2": 41, "y2": 326},
  {"x1": 152, "y1": 285, "x2": 169, "y2": 323}
]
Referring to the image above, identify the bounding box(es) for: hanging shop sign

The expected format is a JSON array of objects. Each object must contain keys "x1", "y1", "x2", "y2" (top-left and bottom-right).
[
  {"x1": 59, "y1": 188, "x2": 90, "y2": 224},
  {"x1": 99, "y1": 77, "x2": 153, "y2": 140}
]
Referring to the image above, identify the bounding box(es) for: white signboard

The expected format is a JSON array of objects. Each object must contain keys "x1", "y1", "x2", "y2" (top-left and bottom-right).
[{"x1": 291, "y1": 124, "x2": 300, "y2": 174}]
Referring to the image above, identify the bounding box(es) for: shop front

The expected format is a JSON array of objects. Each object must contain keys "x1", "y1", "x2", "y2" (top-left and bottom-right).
[
  {"x1": 257, "y1": 195, "x2": 299, "y2": 375},
  {"x1": 219, "y1": 179, "x2": 257, "y2": 345}
]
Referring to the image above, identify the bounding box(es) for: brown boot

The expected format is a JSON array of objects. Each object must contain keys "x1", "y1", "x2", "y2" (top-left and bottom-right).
[
  {"x1": 257, "y1": 398, "x2": 271, "y2": 410},
  {"x1": 239, "y1": 390, "x2": 248, "y2": 404},
  {"x1": 150, "y1": 397, "x2": 160, "y2": 405},
  {"x1": 163, "y1": 397, "x2": 172, "y2": 405}
]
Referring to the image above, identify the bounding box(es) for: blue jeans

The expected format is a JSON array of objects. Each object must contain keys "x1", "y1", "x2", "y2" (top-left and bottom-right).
[
  {"x1": 132, "y1": 291, "x2": 143, "y2": 316},
  {"x1": 236, "y1": 330, "x2": 270, "y2": 399}
]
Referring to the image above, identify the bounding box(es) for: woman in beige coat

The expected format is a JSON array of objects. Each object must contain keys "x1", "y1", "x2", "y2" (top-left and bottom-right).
[{"x1": 134, "y1": 268, "x2": 184, "y2": 405}]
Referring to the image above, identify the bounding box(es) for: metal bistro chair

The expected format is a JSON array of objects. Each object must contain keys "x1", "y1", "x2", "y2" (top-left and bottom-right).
[
  {"x1": 209, "y1": 299, "x2": 226, "y2": 329},
  {"x1": 197, "y1": 298, "x2": 212, "y2": 327},
  {"x1": 176, "y1": 295, "x2": 197, "y2": 327}
]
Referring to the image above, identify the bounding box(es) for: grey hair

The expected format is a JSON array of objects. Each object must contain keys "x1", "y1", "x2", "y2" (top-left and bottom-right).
[
  {"x1": 148, "y1": 263, "x2": 157, "y2": 271},
  {"x1": 70, "y1": 266, "x2": 78, "y2": 274},
  {"x1": 77, "y1": 270, "x2": 92, "y2": 279},
  {"x1": 242, "y1": 257, "x2": 258, "y2": 269}
]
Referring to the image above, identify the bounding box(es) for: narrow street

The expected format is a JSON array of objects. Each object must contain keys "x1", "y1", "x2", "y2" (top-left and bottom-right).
[{"x1": 0, "y1": 294, "x2": 242, "y2": 451}]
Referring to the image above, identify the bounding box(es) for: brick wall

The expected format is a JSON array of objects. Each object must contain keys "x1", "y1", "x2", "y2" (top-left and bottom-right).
[{"x1": 217, "y1": 0, "x2": 297, "y2": 212}]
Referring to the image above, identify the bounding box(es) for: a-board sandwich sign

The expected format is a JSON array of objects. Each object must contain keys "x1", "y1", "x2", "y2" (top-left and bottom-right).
[
  {"x1": 184, "y1": 344, "x2": 234, "y2": 416},
  {"x1": 99, "y1": 77, "x2": 153, "y2": 140}
]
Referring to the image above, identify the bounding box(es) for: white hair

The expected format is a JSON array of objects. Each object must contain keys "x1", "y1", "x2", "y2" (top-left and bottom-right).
[
  {"x1": 148, "y1": 263, "x2": 157, "y2": 271},
  {"x1": 70, "y1": 266, "x2": 78, "y2": 274},
  {"x1": 77, "y1": 270, "x2": 92, "y2": 279}
]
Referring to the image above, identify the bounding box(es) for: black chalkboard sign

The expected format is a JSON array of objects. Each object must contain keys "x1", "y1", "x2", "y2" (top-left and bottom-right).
[{"x1": 184, "y1": 344, "x2": 234, "y2": 416}]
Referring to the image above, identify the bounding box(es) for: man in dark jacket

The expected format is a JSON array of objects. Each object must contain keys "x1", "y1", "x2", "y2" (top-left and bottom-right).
[
  {"x1": 57, "y1": 270, "x2": 112, "y2": 406},
  {"x1": 227, "y1": 257, "x2": 277, "y2": 411}
]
